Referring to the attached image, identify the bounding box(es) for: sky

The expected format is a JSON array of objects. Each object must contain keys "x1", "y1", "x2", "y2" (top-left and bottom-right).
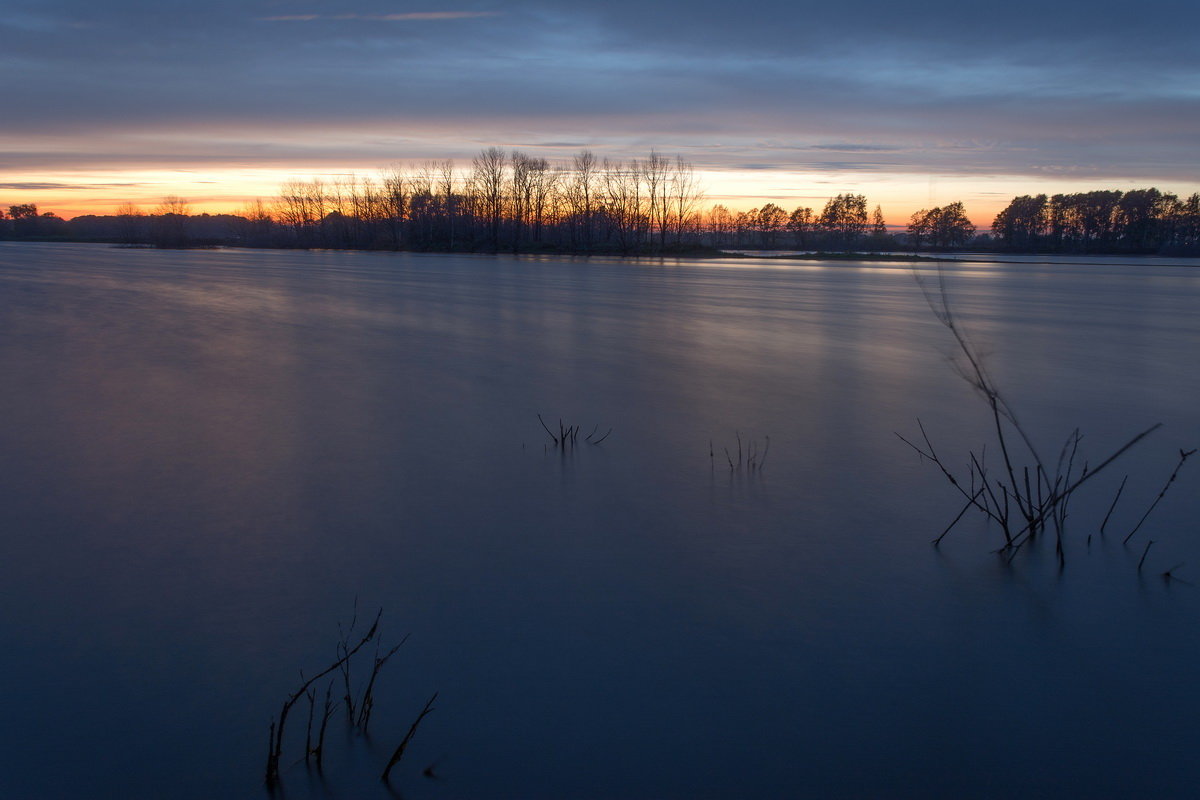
[{"x1": 2, "y1": 0, "x2": 1199, "y2": 223}]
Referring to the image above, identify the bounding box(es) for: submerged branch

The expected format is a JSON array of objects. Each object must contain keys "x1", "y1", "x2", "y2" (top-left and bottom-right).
[
  {"x1": 1124, "y1": 448, "x2": 1195, "y2": 545},
  {"x1": 381, "y1": 692, "x2": 439, "y2": 783}
]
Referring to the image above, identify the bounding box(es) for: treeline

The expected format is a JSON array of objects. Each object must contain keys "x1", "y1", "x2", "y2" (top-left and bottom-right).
[
  {"x1": 265, "y1": 149, "x2": 707, "y2": 254},
  {"x1": 0, "y1": 150, "x2": 711, "y2": 253},
  {"x1": 0, "y1": 204, "x2": 70, "y2": 240},
  {"x1": 0, "y1": 150, "x2": 914, "y2": 254},
  {"x1": 0, "y1": 191, "x2": 903, "y2": 254},
  {"x1": 992, "y1": 189, "x2": 1200, "y2": 254},
  {"x1": 0, "y1": 200, "x2": 261, "y2": 249},
  {"x1": 4, "y1": 150, "x2": 1199, "y2": 256},
  {"x1": 707, "y1": 195, "x2": 893, "y2": 251}
]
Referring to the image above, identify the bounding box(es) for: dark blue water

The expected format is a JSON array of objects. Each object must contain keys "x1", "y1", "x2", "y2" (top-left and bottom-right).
[{"x1": 1, "y1": 243, "x2": 1198, "y2": 798}]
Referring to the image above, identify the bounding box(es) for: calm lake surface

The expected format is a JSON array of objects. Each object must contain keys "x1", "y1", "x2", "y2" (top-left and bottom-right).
[{"x1": 1, "y1": 242, "x2": 1198, "y2": 798}]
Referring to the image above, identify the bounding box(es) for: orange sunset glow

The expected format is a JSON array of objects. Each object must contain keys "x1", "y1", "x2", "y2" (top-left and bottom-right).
[{"x1": 10, "y1": 161, "x2": 1199, "y2": 230}]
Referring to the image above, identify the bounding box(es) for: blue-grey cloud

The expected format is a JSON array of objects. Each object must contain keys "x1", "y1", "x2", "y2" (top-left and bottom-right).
[
  {"x1": 1, "y1": 0, "x2": 1198, "y2": 185},
  {"x1": 810, "y1": 145, "x2": 907, "y2": 153},
  {"x1": 257, "y1": 11, "x2": 501, "y2": 21}
]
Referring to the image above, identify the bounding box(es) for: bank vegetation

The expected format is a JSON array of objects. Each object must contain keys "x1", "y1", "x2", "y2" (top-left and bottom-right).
[{"x1": 3, "y1": 149, "x2": 1198, "y2": 256}]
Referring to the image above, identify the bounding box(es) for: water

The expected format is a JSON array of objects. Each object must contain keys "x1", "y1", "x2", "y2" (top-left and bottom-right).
[{"x1": 1, "y1": 242, "x2": 1197, "y2": 798}]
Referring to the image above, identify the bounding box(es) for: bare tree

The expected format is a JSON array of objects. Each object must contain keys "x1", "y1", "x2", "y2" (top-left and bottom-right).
[
  {"x1": 115, "y1": 202, "x2": 145, "y2": 245},
  {"x1": 643, "y1": 150, "x2": 671, "y2": 250},
  {"x1": 380, "y1": 167, "x2": 409, "y2": 249},
  {"x1": 706, "y1": 204, "x2": 735, "y2": 247},
  {"x1": 565, "y1": 150, "x2": 599, "y2": 250},
  {"x1": 436, "y1": 160, "x2": 458, "y2": 250},
  {"x1": 509, "y1": 150, "x2": 533, "y2": 250},
  {"x1": 669, "y1": 155, "x2": 703, "y2": 245},
  {"x1": 526, "y1": 156, "x2": 559, "y2": 245},
  {"x1": 471, "y1": 147, "x2": 506, "y2": 249},
  {"x1": 155, "y1": 196, "x2": 190, "y2": 216},
  {"x1": 152, "y1": 195, "x2": 191, "y2": 247},
  {"x1": 602, "y1": 158, "x2": 646, "y2": 254}
]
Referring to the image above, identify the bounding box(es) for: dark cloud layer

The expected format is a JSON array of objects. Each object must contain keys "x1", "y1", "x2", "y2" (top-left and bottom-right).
[{"x1": 2, "y1": 0, "x2": 1198, "y2": 182}]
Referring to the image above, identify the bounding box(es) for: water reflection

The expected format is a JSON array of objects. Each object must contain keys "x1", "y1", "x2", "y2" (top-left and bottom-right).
[{"x1": 0, "y1": 243, "x2": 1197, "y2": 798}]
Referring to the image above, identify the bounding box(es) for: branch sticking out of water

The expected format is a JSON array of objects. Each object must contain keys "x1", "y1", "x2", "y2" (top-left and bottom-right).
[
  {"x1": 265, "y1": 610, "x2": 381, "y2": 787},
  {"x1": 338, "y1": 599, "x2": 361, "y2": 723},
  {"x1": 357, "y1": 634, "x2": 410, "y2": 733},
  {"x1": 903, "y1": 262, "x2": 1184, "y2": 569},
  {"x1": 265, "y1": 607, "x2": 416, "y2": 789},
  {"x1": 314, "y1": 680, "x2": 335, "y2": 769},
  {"x1": 716, "y1": 431, "x2": 770, "y2": 474},
  {"x1": 1099, "y1": 475, "x2": 1128, "y2": 538},
  {"x1": 1162, "y1": 563, "x2": 1188, "y2": 585},
  {"x1": 1124, "y1": 449, "x2": 1196, "y2": 545},
  {"x1": 538, "y1": 414, "x2": 611, "y2": 450},
  {"x1": 1138, "y1": 540, "x2": 1156, "y2": 571},
  {"x1": 381, "y1": 692, "x2": 439, "y2": 783}
]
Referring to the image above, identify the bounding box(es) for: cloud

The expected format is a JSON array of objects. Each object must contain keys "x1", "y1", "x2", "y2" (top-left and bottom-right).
[
  {"x1": 258, "y1": 12, "x2": 502, "y2": 22},
  {"x1": 810, "y1": 145, "x2": 906, "y2": 153},
  {"x1": 0, "y1": 182, "x2": 143, "y2": 190},
  {"x1": 2, "y1": 0, "x2": 1198, "y2": 193},
  {"x1": 515, "y1": 141, "x2": 591, "y2": 149},
  {"x1": 0, "y1": 182, "x2": 82, "y2": 190}
]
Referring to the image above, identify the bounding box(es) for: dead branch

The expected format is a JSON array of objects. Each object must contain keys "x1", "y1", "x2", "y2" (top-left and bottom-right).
[{"x1": 381, "y1": 692, "x2": 439, "y2": 783}]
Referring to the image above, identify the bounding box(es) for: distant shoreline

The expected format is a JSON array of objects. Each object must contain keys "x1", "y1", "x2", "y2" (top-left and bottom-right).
[{"x1": 3, "y1": 239, "x2": 1198, "y2": 265}]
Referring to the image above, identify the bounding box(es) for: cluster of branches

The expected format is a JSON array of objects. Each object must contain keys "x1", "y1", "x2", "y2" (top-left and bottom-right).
[
  {"x1": 901, "y1": 266, "x2": 1193, "y2": 568},
  {"x1": 264, "y1": 607, "x2": 437, "y2": 790},
  {"x1": 537, "y1": 414, "x2": 611, "y2": 451},
  {"x1": 991, "y1": 188, "x2": 1200, "y2": 254},
  {"x1": 710, "y1": 431, "x2": 770, "y2": 474}
]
